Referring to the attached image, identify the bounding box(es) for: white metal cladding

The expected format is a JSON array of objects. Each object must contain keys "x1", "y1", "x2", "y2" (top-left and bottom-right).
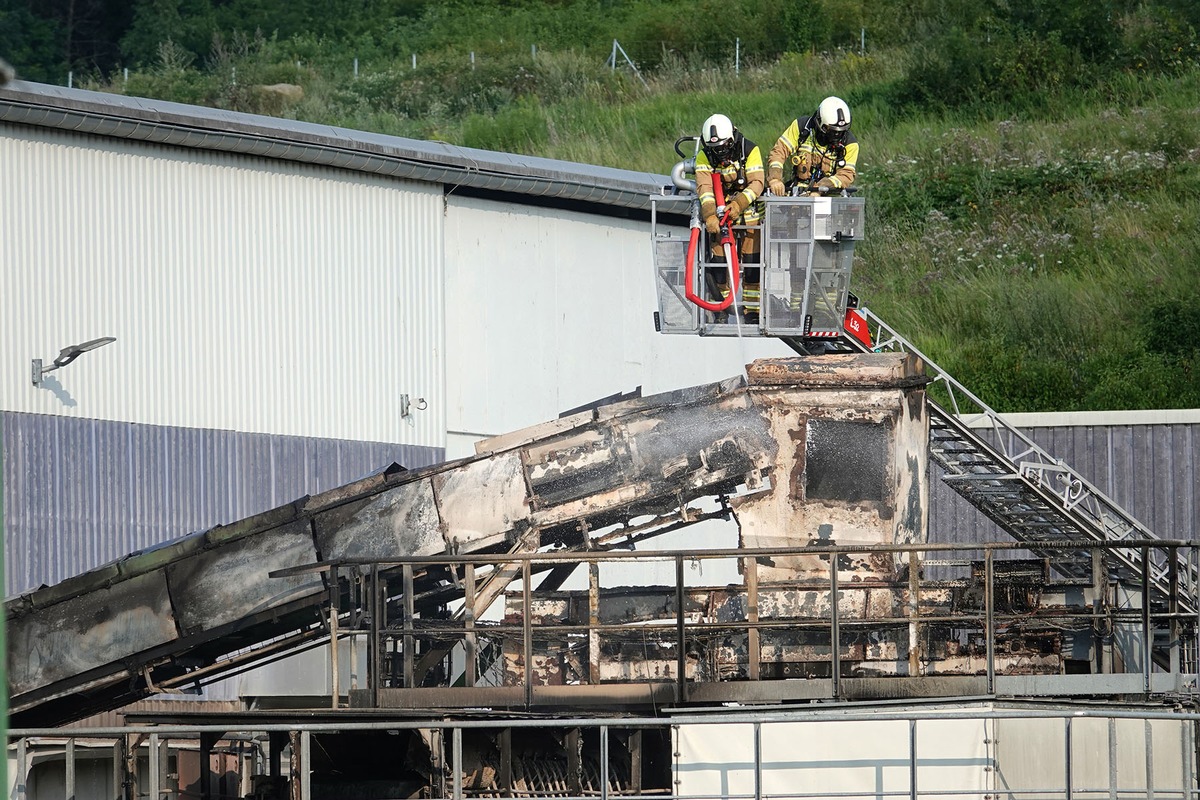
[
  {"x1": 442, "y1": 195, "x2": 792, "y2": 458},
  {"x1": 0, "y1": 122, "x2": 444, "y2": 448},
  {"x1": 930, "y1": 412, "x2": 1200, "y2": 547},
  {"x1": 2, "y1": 410, "x2": 442, "y2": 596}
]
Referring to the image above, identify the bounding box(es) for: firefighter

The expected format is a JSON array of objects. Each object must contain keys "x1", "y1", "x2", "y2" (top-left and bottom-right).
[
  {"x1": 695, "y1": 113, "x2": 764, "y2": 323},
  {"x1": 767, "y1": 96, "x2": 859, "y2": 196}
]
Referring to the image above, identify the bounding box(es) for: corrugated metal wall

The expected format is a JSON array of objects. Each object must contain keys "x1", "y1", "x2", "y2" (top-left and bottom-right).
[
  {"x1": 442, "y1": 195, "x2": 793, "y2": 458},
  {"x1": 2, "y1": 410, "x2": 442, "y2": 596},
  {"x1": 1, "y1": 122, "x2": 444, "y2": 448},
  {"x1": 929, "y1": 416, "x2": 1199, "y2": 545}
]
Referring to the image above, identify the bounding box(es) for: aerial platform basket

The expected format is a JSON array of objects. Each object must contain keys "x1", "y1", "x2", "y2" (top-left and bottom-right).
[{"x1": 652, "y1": 194, "x2": 869, "y2": 347}]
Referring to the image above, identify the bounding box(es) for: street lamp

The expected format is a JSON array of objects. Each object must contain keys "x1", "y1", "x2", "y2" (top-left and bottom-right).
[{"x1": 32, "y1": 336, "x2": 116, "y2": 385}]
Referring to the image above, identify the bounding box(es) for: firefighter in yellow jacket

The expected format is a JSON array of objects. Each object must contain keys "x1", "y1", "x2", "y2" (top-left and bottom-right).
[
  {"x1": 695, "y1": 113, "x2": 764, "y2": 322},
  {"x1": 768, "y1": 96, "x2": 859, "y2": 196}
]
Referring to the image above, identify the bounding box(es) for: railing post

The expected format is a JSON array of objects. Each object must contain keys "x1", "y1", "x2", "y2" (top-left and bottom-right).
[
  {"x1": 65, "y1": 737, "x2": 74, "y2": 800},
  {"x1": 1065, "y1": 717, "x2": 1073, "y2": 800},
  {"x1": 830, "y1": 550, "x2": 840, "y2": 698},
  {"x1": 909, "y1": 718, "x2": 918, "y2": 800},
  {"x1": 330, "y1": 564, "x2": 340, "y2": 709},
  {"x1": 465, "y1": 562, "x2": 477, "y2": 687},
  {"x1": 369, "y1": 563, "x2": 381, "y2": 705},
  {"x1": 453, "y1": 726, "x2": 463, "y2": 800},
  {"x1": 149, "y1": 733, "x2": 160, "y2": 800},
  {"x1": 745, "y1": 555, "x2": 760, "y2": 680},
  {"x1": 753, "y1": 721, "x2": 763, "y2": 800},
  {"x1": 676, "y1": 555, "x2": 687, "y2": 702},
  {"x1": 985, "y1": 550, "x2": 996, "y2": 695},
  {"x1": 1143, "y1": 546, "x2": 1152, "y2": 693},
  {"x1": 523, "y1": 558, "x2": 533, "y2": 707},
  {"x1": 601, "y1": 725, "x2": 610, "y2": 800},
  {"x1": 589, "y1": 560, "x2": 601, "y2": 685},
  {"x1": 1169, "y1": 546, "x2": 1181, "y2": 674},
  {"x1": 300, "y1": 730, "x2": 312, "y2": 800},
  {"x1": 403, "y1": 563, "x2": 415, "y2": 688},
  {"x1": 909, "y1": 547, "x2": 921, "y2": 677}
]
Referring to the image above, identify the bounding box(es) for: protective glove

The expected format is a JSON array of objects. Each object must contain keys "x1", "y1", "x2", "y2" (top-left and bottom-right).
[
  {"x1": 704, "y1": 215, "x2": 721, "y2": 236},
  {"x1": 768, "y1": 178, "x2": 786, "y2": 196},
  {"x1": 815, "y1": 177, "x2": 839, "y2": 191},
  {"x1": 726, "y1": 193, "x2": 748, "y2": 220}
]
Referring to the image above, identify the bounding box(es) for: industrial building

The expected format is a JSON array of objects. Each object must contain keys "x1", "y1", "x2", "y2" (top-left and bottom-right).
[{"x1": 3, "y1": 80, "x2": 1200, "y2": 799}]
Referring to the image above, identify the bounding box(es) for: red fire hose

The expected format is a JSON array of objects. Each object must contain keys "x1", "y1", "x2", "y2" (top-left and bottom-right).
[{"x1": 685, "y1": 177, "x2": 740, "y2": 312}]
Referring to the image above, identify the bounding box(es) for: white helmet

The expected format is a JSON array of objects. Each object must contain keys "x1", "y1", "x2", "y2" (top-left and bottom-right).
[
  {"x1": 815, "y1": 96, "x2": 851, "y2": 144},
  {"x1": 700, "y1": 113, "x2": 737, "y2": 162}
]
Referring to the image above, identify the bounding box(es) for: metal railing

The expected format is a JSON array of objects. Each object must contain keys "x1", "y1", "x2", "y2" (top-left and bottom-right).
[
  {"x1": 269, "y1": 540, "x2": 1200, "y2": 707},
  {"x1": 9, "y1": 706, "x2": 1199, "y2": 800}
]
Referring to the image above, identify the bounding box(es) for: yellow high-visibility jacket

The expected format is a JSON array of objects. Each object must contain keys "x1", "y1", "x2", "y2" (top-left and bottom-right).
[
  {"x1": 696, "y1": 134, "x2": 765, "y2": 228},
  {"x1": 768, "y1": 118, "x2": 859, "y2": 191}
]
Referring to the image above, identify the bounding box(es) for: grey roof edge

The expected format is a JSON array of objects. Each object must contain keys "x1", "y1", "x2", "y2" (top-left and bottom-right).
[{"x1": 0, "y1": 80, "x2": 677, "y2": 212}]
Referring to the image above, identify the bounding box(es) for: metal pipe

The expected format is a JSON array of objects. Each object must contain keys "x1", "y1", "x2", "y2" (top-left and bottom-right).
[{"x1": 670, "y1": 158, "x2": 696, "y2": 193}]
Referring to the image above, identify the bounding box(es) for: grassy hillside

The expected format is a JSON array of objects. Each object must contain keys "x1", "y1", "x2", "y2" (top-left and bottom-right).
[{"x1": 41, "y1": 0, "x2": 1200, "y2": 411}]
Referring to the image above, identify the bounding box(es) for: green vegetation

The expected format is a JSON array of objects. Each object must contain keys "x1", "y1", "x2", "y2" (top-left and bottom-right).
[{"x1": 5, "y1": 0, "x2": 1200, "y2": 411}]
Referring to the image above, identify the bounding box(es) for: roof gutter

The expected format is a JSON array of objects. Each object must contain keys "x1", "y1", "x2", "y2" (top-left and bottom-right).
[{"x1": 0, "y1": 81, "x2": 675, "y2": 213}]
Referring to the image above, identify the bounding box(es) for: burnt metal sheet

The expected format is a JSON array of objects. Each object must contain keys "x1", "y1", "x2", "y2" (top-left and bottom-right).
[
  {"x1": 313, "y1": 478, "x2": 444, "y2": 562},
  {"x1": 166, "y1": 517, "x2": 322, "y2": 636},
  {"x1": 433, "y1": 454, "x2": 530, "y2": 552},
  {"x1": 8, "y1": 570, "x2": 176, "y2": 695}
]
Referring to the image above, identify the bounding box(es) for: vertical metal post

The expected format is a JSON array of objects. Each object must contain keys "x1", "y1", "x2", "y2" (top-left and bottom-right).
[
  {"x1": 369, "y1": 564, "x2": 380, "y2": 706},
  {"x1": 1145, "y1": 719, "x2": 1156, "y2": 800},
  {"x1": 1108, "y1": 717, "x2": 1118, "y2": 800},
  {"x1": 985, "y1": 550, "x2": 996, "y2": 695},
  {"x1": 1065, "y1": 718, "x2": 1073, "y2": 800},
  {"x1": 353, "y1": 58, "x2": 358, "y2": 78},
  {"x1": 403, "y1": 563, "x2": 415, "y2": 688},
  {"x1": 1170, "y1": 548, "x2": 1181, "y2": 674},
  {"x1": 630, "y1": 729, "x2": 643, "y2": 795},
  {"x1": 330, "y1": 565, "x2": 340, "y2": 708},
  {"x1": 453, "y1": 727, "x2": 463, "y2": 800},
  {"x1": 65, "y1": 738, "x2": 75, "y2": 800},
  {"x1": 745, "y1": 556, "x2": 760, "y2": 680},
  {"x1": 465, "y1": 562, "x2": 477, "y2": 687},
  {"x1": 1093, "y1": 548, "x2": 1108, "y2": 674},
  {"x1": 600, "y1": 725, "x2": 610, "y2": 800},
  {"x1": 300, "y1": 730, "x2": 312, "y2": 800},
  {"x1": 735, "y1": 38, "x2": 740, "y2": 75},
  {"x1": 830, "y1": 551, "x2": 840, "y2": 697},
  {"x1": 753, "y1": 722, "x2": 763, "y2": 800},
  {"x1": 162, "y1": 735, "x2": 176, "y2": 800},
  {"x1": 1182, "y1": 715, "x2": 1194, "y2": 800},
  {"x1": 1194, "y1": 546, "x2": 1200, "y2": 679},
  {"x1": 113, "y1": 739, "x2": 123, "y2": 800},
  {"x1": 909, "y1": 548, "x2": 921, "y2": 676},
  {"x1": 149, "y1": 734, "x2": 161, "y2": 800},
  {"x1": 523, "y1": 558, "x2": 533, "y2": 707},
  {"x1": 15, "y1": 738, "x2": 28, "y2": 800},
  {"x1": 567, "y1": 728, "x2": 583, "y2": 796},
  {"x1": 499, "y1": 727, "x2": 513, "y2": 796},
  {"x1": 1143, "y1": 546, "x2": 1153, "y2": 693},
  {"x1": 676, "y1": 555, "x2": 687, "y2": 702},
  {"x1": 909, "y1": 719, "x2": 918, "y2": 800},
  {"x1": 589, "y1": 560, "x2": 601, "y2": 684}
]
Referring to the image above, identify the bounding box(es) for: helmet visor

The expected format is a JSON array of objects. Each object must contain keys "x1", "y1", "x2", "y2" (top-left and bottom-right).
[{"x1": 704, "y1": 138, "x2": 736, "y2": 164}]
